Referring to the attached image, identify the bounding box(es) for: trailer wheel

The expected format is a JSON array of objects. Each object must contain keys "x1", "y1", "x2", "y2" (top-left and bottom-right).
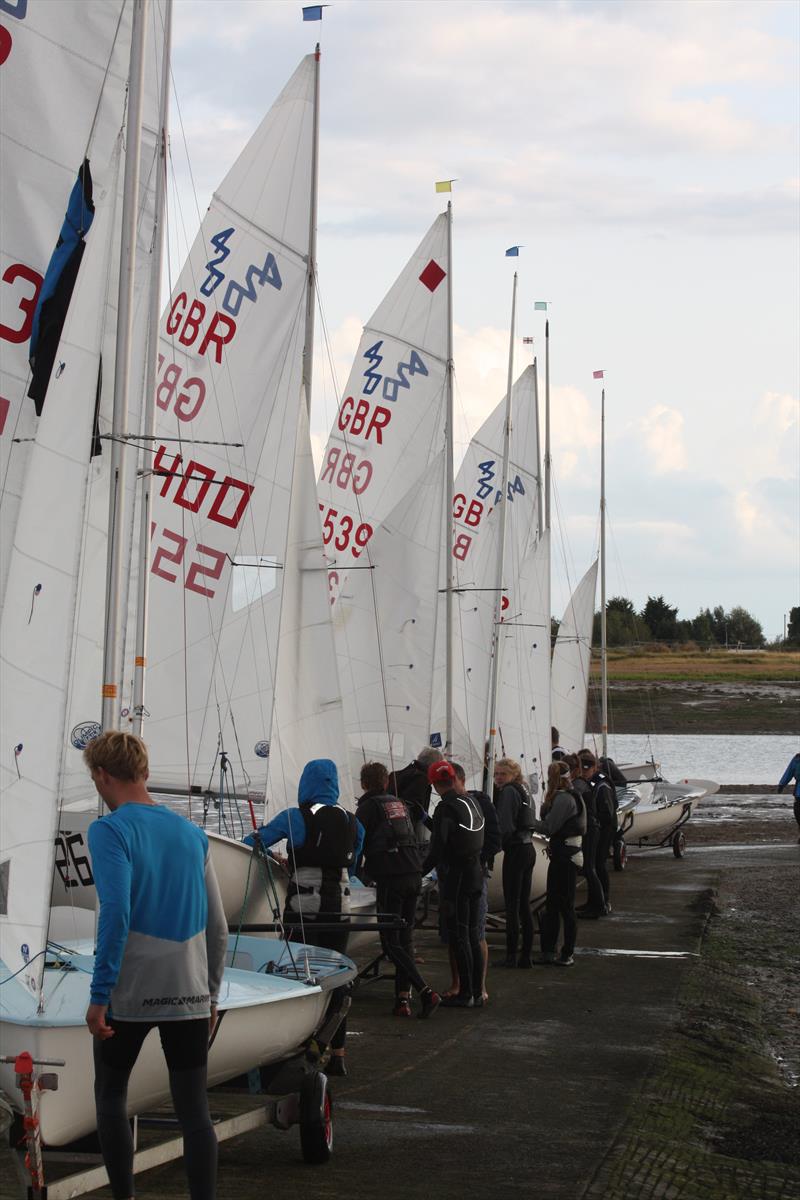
[
  {"x1": 299, "y1": 1071, "x2": 333, "y2": 1164},
  {"x1": 672, "y1": 831, "x2": 686, "y2": 859},
  {"x1": 613, "y1": 839, "x2": 627, "y2": 872}
]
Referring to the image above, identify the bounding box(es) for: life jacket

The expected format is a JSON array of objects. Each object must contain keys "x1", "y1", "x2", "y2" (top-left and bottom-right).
[
  {"x1": 288, "y1": 803, "x2": 357, "y2": 872},
  {"x1": 469, "y1": 790, "x2": 502, "y2": 863},
  {"x1": 590, "y1": 773, "x2": 616, "y2": 828},
  {"x1": 511, "y1": 781, "x2": 536, "y2": 837},
  {"x1": 363, "y1": 794, "x2": 422, "y2": 876},
  {"x1": 439, "y1": 791, "x2": 485, "y2": 860},
  {"x1": 549, "y1": 790, "x2": 587, "y2": 860}
]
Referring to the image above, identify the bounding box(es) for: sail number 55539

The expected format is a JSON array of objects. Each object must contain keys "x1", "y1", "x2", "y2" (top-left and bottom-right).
[{"x1": 318, "y1": 505, "x2": 373, "y2": 558}]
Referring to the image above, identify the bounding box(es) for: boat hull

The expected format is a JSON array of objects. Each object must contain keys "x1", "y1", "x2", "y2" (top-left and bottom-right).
[{"x1": 0, "y1": 937, "x2": 354, "y2": 1147}]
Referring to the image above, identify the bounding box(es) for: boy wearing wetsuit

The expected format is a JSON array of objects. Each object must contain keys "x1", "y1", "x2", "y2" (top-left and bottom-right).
[{"x1": 85, "y1": 731, "x2": 226, "y2": 1200}]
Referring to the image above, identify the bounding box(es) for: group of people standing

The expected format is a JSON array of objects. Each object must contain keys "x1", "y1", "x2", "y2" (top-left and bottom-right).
[{"x1": 81, "y1": 729, "x2": 624, "y2": 1200}]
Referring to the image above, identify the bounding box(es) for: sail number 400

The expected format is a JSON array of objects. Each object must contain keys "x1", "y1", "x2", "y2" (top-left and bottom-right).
[{"x1": 318, "y1": 505, "x2": 373, "y2": 558}]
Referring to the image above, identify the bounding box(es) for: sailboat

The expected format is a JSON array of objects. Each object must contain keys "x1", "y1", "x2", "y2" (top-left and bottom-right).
[{"x1": 1, "y1": 8, "x2": 354, "y2": 1150}]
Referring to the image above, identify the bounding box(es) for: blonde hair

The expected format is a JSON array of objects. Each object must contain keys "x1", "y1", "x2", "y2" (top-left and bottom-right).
[
  {"x1": 542, "y1": 760, "x2": 572, "y2": 814},
  {"x1": 83, "y1": 731, "x2": 149, "y2": 782},
  {"x1": 494, "y1": 757, "x2": 523, "y2": 784}
]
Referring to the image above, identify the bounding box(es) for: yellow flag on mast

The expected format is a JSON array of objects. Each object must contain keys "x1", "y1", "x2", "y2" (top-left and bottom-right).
[{"x1": 435, "y1": 179, "x2": 456, "y2": 193}]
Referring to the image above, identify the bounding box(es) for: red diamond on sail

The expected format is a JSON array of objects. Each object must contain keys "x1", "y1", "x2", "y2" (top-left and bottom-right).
[{"x1": 419, "y1": 259, "x2": 446, "y2": 292}]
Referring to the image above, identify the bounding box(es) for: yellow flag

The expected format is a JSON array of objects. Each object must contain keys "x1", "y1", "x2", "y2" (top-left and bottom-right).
[{"x1": 435, "y1": 180, "x2": 453, "y2": 193}]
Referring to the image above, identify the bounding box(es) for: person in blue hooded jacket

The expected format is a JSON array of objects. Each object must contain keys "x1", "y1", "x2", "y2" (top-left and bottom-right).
[
  {"x1": 777, "y1": 752, "x2": 800, "y2": 842},
  {"x1": 245, "y1": 759, "x2": 364, "y2": 1073}
]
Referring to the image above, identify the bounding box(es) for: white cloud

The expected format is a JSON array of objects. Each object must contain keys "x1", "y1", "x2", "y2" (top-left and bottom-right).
[{"x1": 637, "y1": 406, "x2": 688, "y2": 473}]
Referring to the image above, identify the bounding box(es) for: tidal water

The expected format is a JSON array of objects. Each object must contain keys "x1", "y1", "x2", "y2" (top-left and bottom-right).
[{"x1": 603, "y1": 734, "x2": 797, "y2": 785}]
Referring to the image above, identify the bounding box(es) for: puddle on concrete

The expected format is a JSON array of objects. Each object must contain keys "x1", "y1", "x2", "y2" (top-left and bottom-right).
[
  {"x1": 577, "y1": 947, "x2": 698, "y2": 960},
  {"x1": 338, "y1": 1102, "x2": 427, "y2": 1114}
]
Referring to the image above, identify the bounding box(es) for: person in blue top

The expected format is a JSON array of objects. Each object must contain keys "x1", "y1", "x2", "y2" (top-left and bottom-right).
[
  {"x1": 245, "y1": 758, "x2": 364, "y2": 1074},
  {"x1": 777, "y1": 752, "x2": 800, "y2": 842},
  {"x1": 84, "y1": 730, "x2": 226, "y2": 1200}
]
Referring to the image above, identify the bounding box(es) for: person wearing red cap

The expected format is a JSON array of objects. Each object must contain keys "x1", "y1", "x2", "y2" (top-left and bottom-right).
[{"x1": 424, "y1": 761, "x2": 486, "y2": 1008}]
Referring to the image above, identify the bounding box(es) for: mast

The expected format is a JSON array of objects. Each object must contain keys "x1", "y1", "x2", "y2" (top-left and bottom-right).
[
  {"x1": 132, "y1": 0, "x2": 172, "y2": 738},
  {"x1": 101, "y1": 0, "x2": 148, "y2": 733},
  {"x1": 533, "y1": 356, "x2": 543, "y2": 540},
  {"x1": 484, "y1": 271, "x2": 517, "y2": 792},
  {"x1": 444, "y1": 199, "x2": 454, "y2": 754},
  {"x1": 302, "y1": 43, "x2": 321, "y2": 414},
  {"x1": 544, "y1": 318, "x2": 551, "y2": 533},
  {"x1": 600, "y1": 385, "x2": 608, "y2": 757}
]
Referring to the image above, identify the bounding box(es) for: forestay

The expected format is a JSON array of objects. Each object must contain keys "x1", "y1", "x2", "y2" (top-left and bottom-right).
[
  {"x1": 551, "y1": 558, "x2": 598, "y2": 755},
  {"x1": 140, "y1": 57, "x2": 316, "y2": 801}
]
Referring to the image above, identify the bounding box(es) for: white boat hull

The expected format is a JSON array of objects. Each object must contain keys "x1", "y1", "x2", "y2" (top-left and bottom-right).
[
  {"x1": 486, "y1": 835, "x2": 549, "y2": 913},
  {"x1": 0, "y1": 937, "x2": 354, "y2": 1147},
  {"x1": 621, "y1": 778, "x2": 718, "y2": 846}
]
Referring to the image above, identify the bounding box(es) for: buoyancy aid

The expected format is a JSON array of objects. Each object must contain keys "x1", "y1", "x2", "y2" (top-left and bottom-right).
[
  {"x1": 289, "y1": 803, "x2": 357, "y2": 872},
  {"x1": 362, "y1": 794, "x2": 422, "y2": 876},
  {"x1": 440, "y1": 791, "x2": 485, "y2": 860},
  {"x1": 549, "y1": 790, "x2": 587, "y2": 861}
]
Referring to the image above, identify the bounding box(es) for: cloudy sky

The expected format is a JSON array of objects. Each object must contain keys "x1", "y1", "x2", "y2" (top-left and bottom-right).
[{"x1": 169, "y1": 0, "x2": 799, "y2": 639}]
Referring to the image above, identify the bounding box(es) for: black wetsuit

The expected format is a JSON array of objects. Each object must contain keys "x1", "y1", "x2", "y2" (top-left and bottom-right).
[
  {"x1": 494, "y1": 781, "x2": 536, "y2": 961},
  {"x1": 574, "y1": 776, "x2": 605, "y2": 914},
  {"x1": 356, "y1": 789, "x2": 427, "y2": 997},
  {"x1": 423, "y1": 789, "x2": 485, "y2": 1002}
]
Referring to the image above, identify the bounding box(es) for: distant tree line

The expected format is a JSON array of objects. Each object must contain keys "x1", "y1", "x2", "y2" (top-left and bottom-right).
[{"x1": 550, "y1": 600, "x2": 800, "y2": 649}]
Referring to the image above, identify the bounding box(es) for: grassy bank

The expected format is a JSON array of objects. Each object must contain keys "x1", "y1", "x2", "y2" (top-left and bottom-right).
[{"x1": 591, "y1": 647, "x2": 800, "y2": 683}]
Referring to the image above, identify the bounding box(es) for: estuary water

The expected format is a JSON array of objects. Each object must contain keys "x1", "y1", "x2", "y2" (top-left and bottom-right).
[{"x1": 601, "y1": 734, "x2": 797, "y2": 785}]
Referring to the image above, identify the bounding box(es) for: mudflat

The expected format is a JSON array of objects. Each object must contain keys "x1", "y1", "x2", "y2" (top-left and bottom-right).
[{"x1": 9, "y1": 795, "x2": 793, "y2": 1200}]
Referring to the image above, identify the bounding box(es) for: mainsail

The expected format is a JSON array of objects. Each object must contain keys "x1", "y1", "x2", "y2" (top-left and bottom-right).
[
  {"x1": 318, "y1": 215, "x2": 450, "y2": 774},
  {"x1": 440, "y1": 364, "x2": 543, "y2": 780},
  {"x1": 139, "y1": 57, "x2": 318, "y2": 803},
  {"x1": 551, "y1": 558, "x2": 598, "y2": 755}
]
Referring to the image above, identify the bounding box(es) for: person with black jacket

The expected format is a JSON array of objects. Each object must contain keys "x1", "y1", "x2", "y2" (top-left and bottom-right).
[
  {"x1": 438, "y1": 764, "x2": 502, "y2": 1002},
  {"x1": 567, "y1": 753, "x2": 606, "y2": 919},
  {"x1": 245, "y1": 758, "x2": 362, "y2": 1075},
  {"x1": 533, "y1": 760, "x2": 587, "y2": 966},
  {"x1": 493, "y1": 757, "x2": 537, "y2": 968},
  {"x1": 356, "y1": 762, "x2": 440, "y2": 1019},
  {"x1": 578, "y1": 750, "x2": 615, "y2": 915},
  {"x1": 425, "y1": 760, "x2": 485, "y2": 1008},
  {"x1": 388, "y1": 746, "x2": 442, "y2": 842}
]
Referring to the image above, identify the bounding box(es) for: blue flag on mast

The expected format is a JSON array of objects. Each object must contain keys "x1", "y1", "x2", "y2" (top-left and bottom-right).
[
  {"x1": 302, "y1": 4, "x2": 327, "y2": 19},
  {"x1": 505, "y1": 245, "x2": 522, "y2": 257}
]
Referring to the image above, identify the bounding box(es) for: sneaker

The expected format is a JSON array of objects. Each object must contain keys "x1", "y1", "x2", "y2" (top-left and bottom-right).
[
  {"x1": 603, "y1": 904, "x2": 612, "y2": 916},
  {"x1": 417, "y1": 989, "x2": 440, "y2": 1020},
  {"x1": 392, "y1": 998, "x2": 412, "y2": 1018},
  {"x1": 536, "y1": 952, "x2": 556, "y2": 965},
  {"x1": 472, "y1": 995, "x2": 485, "y2": 1008},
  {"x1": 517, "y1": 956, "x2": 533, "y2": 969},
  {"x1": 327, "y1": 1055, "x2": 348, "y2": 1077},
  {"x1": 439, "y1": 994, "x2": 474, "y2": 1009},
  {"x1": 576, "y1": 908, "x2": 602, "y2": 920},
  {"x1": 555, "y1": 954, "x2": 575, "y2": 967}
]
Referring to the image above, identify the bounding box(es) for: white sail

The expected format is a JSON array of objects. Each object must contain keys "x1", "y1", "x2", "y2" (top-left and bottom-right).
[
  {"x1": 267, "y1": 398, "x2": 352, "y2": 807},
  {"x1": 318, "y1": 214, "x2": 449, "y2": 587},
  {"x1": 317, "y1": 215, "x2": 451, "y2": 775},
  {"x1": 494, "y1": 531, "x2": 551, "y2": 788},
  {"x1": 551, "y1": 558, "x2": 598, "y2": 755},
  {"x1": 438, "y1": 365, "x2": 541, "y2": 780},
  {"x1": 139, "y1": 57, "x2": 316, "y2": 799},
  {"x1": 331, "y1": 448, "x2": 447, "y2": 779},
  {"x1": 0, "y1": 0, "x2": 136, "y2": 612},
  {"x1": 0, "y1": 179, "x2": 120, "y2": 992}
]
